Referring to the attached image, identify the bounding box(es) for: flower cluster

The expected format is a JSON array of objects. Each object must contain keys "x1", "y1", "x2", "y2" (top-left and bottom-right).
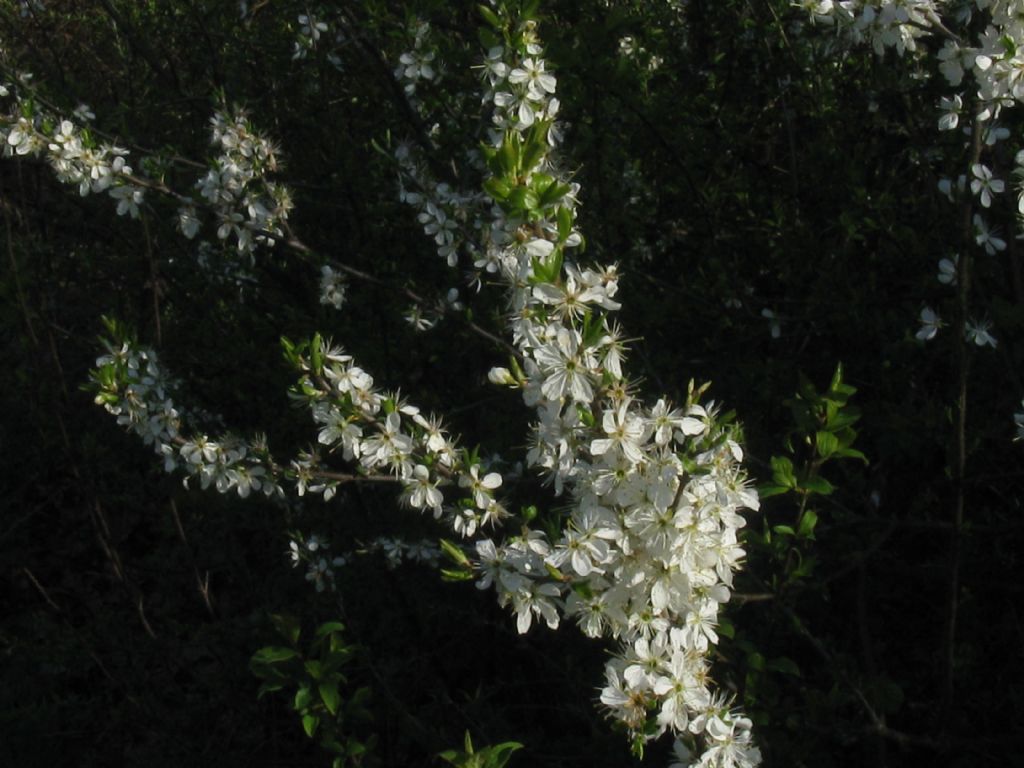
[
  {"x1": 92, "y1": 323, "x2": 512, "y2": 542},
  {"x1": 810, "y1": 1, "x2": 1024, "y2": 222},
  {"x1": 395, "y1": 143, "x2": 485, "y2": 268},
  {"x1": 90, "y1": 8, "x2": 763, "y2": 766},
  {"x1": 800, "y1": 0, "x2": 941, "y2": 56},
  {"x1": 287, "y1": 533, "x2": 347, "y2": 592},
  {"x1": 483, "y1": 35, "x2": 560, "y2": 136},
  {"x1": 410, "y1": 14, "x2": 759, "y2": 765},
  {"x1": 319, "y1": 265, "x2": 348, "y2": 310},
  {"x1": 93, "y1": 331, "x2": 283, "y2": 499},
  {"x1": 403, "y1": 287, "x2": 464, "y2": 332},
  {"x1": 293, "y1": 336, "x2": 510, "y2": 538},
  {"x1": 807, "y1": 3, "x2": 1024, "y2": 358},
  {"x1": 395, "y1": 21, "x2": 440, "y2": 97},
  {"x1": 188, "y1": 110, "x2": 293, "y2": 256},
  {"x1": 286, "y1": 531, "x2": 442, "y2": 592},
  {"x1": 367, "y1": 536, "x2": 441, "y2": 569},
  {"x1": 0, "y1": 77, "x2": 146, "y2": 218},
  {"x1": 294, "y1": 12, "x2": 329, "y2": 60},
  {"x1": 0, "y1": 62, "x2": 293, "y2": 263}
]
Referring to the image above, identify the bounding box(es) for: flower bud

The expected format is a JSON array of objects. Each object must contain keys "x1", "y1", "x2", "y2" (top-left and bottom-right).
[{"x1": 488, "y1": 366, "x2": 516, "y2": 386}]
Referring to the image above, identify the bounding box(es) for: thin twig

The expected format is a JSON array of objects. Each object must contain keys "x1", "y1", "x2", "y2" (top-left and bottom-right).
[
  {"x1": 756, "y1": 574, "x2": 950, "y2": 752},
  {"x1": 169, "y1": 499, "x2": 216, "y2": 618},
  {"x1": 22, "y1": 567, "x2": 142, "y2": 707},
  {"x1": 314, "y1": 470, "x2": 404, "y2": 484},
  {"x1": 1, "y1": 173, "x2": 39, "y2": 346},
  {"x1": 142, "y1": 212, "x2": 162, "y2": 345},
  {"x1": 942, "y1": 105, "x2": 984, "y2": 721}
]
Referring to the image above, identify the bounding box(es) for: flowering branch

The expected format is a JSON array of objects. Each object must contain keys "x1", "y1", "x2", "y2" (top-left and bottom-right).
[{"x1": 85, "y1": 4, "x2": 764, "y2": 765}]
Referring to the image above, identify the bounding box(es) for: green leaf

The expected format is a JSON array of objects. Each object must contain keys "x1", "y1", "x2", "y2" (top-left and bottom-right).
[
  {"x1": 801, "y1": 475, "x2": 834, "y2": 495},
  {"x1": 834, "y1": 446, "x2": 868, "y2": 463},
  {"x1": 575, "y1": 403, "x2": 595, "y2": 428},
  {"x1": 581, "y1": 311, "x2": 605, "y2": 349},
  {"x1": 256, "y1": 680, "x2": 286, "y2": 698},
  {"x1": 441, "y1": 568, "x2": 475, "y2": 582},
  {"x1": 815, "y1": 431, "x2": 838, "y2": 459},
  {"x1": 538, "y1": 178, "x2": 571, "y2": 207},
  {"x1": 314, "y1": 621, "x2": 346, "y2": 640},
  {"x1": 772, "y1": 525, "x2": 796, "y2": 536},
  {"x1": 478, "y1": 4, "x2": 502, "y2": 29},
  {"x1": 770, "y1": 455, "x2": 796, "y2": 488},
  {"x1": 520, "y1": 121, "x2": 550, "y2": 172},
  {"x1": 757, "y1": 484, "x2": 790, "y2": 499},
  {"x1": 319, "y1": 680, "x2": 341, "y2": 715},
  {"x1": 497, "y1": 133, "x2": 520, "y2": 176},
  {"x1": 529, "y1": 171, "x2": 553, "y2": 190},
  {"x1": 302, "y1": 713, "x2": 320, "y2": 738},
  {"x1": 328, "y1": 632, "x2": 352, "y2": 656},
  {"x1": 347, "y1": 740, "x2": 369, "y2": 756},
  {"x1": 544, "y1": 562, "x2": 565, "y2": 581},
  {"x1": 295, "y1": 686, "x2": 314, "y2": 711},
  {"x1": 485, "y1": 741, "x2": 524, "y2": 768},
  {"x1": 251, "y1": 646, "x2": 299, "y2": 664},
  {"x1": 310, "y1": 333, "x2": 323, "y2": 373},
  {"x1": 440, "y1": 538, "x2": 470, "y2": 566},
  {"x1": 327, "y1": 745, "x2": 345, "y2": 762},
  {"x1": 825, "y1": 408, "x2": 860, "y2": 431},
  {"x1": 798, "y1": 508, "x2": 818, "y2": 538},
  {"x1": 483, "y1": 176, "x2": 512, "y2": 202},
  {"x1": 545, "y1": 246, "x2": 564, "y2": 283},
  {"x1": 557, "y1": 206, "x2": 573, "y2": 241},
  {"x1": 767, "y1": 656, "x2": 801, "y2": 677},
  {"x1": 829, "y1": 362, "x2": 844, "y2": 392},
  {"x1": 271, "y1": 614, "x2": 302, "y2": 645},
  {"x1": 507, "y1": 186, "x2": 539, "y2": 215},
  {"x1": 280, "y1": 336, "x2": 296, "y2": 365}
]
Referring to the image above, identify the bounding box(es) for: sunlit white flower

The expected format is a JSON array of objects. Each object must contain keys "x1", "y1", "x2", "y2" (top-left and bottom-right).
[
  {"x1": 938, "y1": 94, "x2": 962, "y2": 131},
  {"x1": 937, "y1": 256, "x2": 957, "y2": 285},
  {"x1": 971, "y1": 164, "x2": 1004, "y2": 208},
  {"x1": 319, "y1": 265, "x2": 347, "y2": 310},
  {"x1": 966, "y1": 318, "x2": 997, "y2": 348},
  {"x1": 916, "y1": 307, "x2": 941, "y2": 341},
  {"x1": 984, "y1": 124, "x2": 1009, "y2": 146},
  {"x1": 937, "y1": 175, "x2": 966, "y2": 202},
  {"x1": 974, "y1": 215, "x2": 1006, "y2": 255}
]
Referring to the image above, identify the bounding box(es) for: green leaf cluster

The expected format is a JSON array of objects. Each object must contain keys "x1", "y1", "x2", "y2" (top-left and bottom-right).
[
  {"x1": 250, "y1": 616, "x2": 374, "y2": 767},
  {"x1": 439, "y1": 732, "x2": 522, "y2": 768}
]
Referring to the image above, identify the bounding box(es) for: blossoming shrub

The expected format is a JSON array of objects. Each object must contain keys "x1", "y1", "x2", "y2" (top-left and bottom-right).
[
  {"x1": 3, "y1": 2, "x2": 1024, "y2": 767},
  {"x1": 86, "y1": 6, "x2": 765, "y2": 764}
]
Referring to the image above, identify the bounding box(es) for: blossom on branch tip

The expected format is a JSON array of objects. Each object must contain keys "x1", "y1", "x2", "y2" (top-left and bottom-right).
[
  {"x1": 971, "y1": 163, "x2": 1003, "y2": 208},
  {"x1": 938, "y1": 94, "x2": 962, "y2": 130},
  {"x1": 966, "y1": 318, "x2": 997, "y2": 348},
  {"x1": 974, "y1": 214, "x2": 1006, "y2": 254},
  {"x1": 916, "y1": 307, "x2": 941, "y2": 341},
  {"x1": 937, "y1": 256, "x2": 957, "y2": 285}
]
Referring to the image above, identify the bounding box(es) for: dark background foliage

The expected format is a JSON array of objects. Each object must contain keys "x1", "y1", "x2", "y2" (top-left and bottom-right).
[{"x1": 2, "y1": 1, "x2": 1022, "y2": 766}]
